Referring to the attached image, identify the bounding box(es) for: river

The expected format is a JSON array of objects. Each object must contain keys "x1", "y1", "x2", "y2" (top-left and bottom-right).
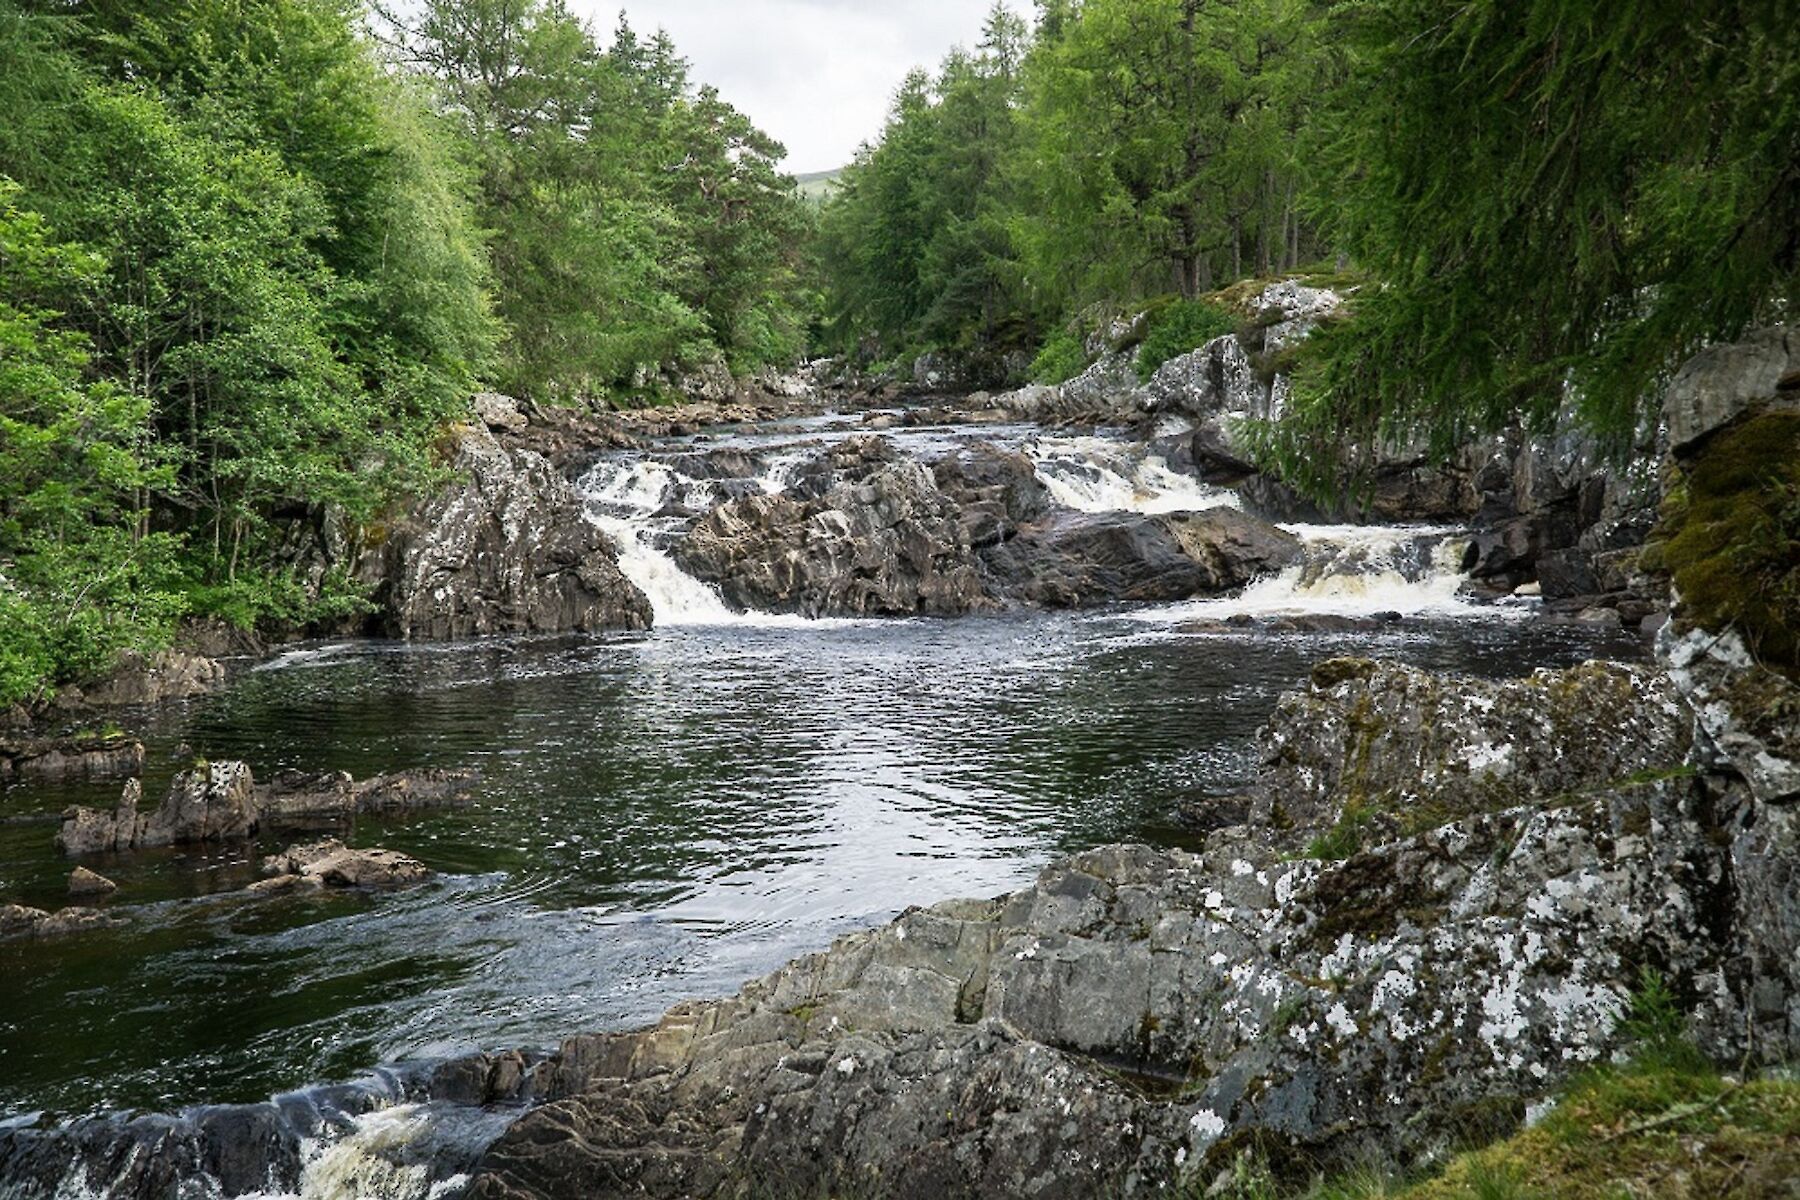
[{"x1": 0, "y1": 413, "x2": 1639, "y2": 1195}]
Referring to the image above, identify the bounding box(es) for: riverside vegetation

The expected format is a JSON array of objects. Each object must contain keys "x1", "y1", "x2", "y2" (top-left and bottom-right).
[{"x1": 2, "y1": 2, "x2": 1799, "y2": 1199}]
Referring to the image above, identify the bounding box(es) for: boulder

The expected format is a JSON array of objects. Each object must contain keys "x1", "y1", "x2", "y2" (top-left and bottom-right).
[
  {"x1": 1251, "y1": 658, "x2": 1693, "y2": 850},
  {"x1": 983, "y1": 509, "x2": 1300, "y2": 608},
  {"x1": 1663, "y1": 325, "x2": 1799, "y2": 458},
  {"x1": 255, "y1": 839, "x2": 431, "y2": 891},
  {"x1": 0, "y1": 732, "x2": 144, "y2": 785},
  {"x1": 1144, "y1": 334, "x2": 1264, "y2": 421},
  {"x1": 0, "y1": 903, "x2": 123, "y2": 942},
  {"x1": 56, "y1": 764, "x2": 478, "y2": 856},
  {"x1": 359, "y1": 423, "x2": 652, "y2": 640},
  {"x1": 67, "y1": 867, "x2": 117, "y2": 898},
  {"x1": 472, "y1": 392, "x2": 529, "y2": 433}
]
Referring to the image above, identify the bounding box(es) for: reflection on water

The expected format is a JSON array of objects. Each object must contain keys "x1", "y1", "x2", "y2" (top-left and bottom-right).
[{"x1": 0, "y1": 612, "x2": 1639, "y2": 1119}]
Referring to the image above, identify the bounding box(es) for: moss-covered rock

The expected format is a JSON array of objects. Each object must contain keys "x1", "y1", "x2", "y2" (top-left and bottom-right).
[{"x1": 1650, "y1": 411, "x2": 1800, "y2": 678}]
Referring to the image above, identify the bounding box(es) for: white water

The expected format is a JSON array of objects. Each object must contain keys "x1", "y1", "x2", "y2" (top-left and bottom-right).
[
  {"x1": 1026, "y1": 435, "x2": 1240, "y2": 516},
  {"x1": 1132, "y1": 526, "x2": 1507, "y2": 622},
  {"x1": 578, "y1": 458, "x2": 824, "y2": 629},
  {"x1": 580, "y1": 432, "x2": 1503, "y2": 628}
]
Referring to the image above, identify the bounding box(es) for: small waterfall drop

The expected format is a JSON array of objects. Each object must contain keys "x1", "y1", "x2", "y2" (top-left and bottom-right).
[
  {"x1": 1133, "y1": 525, "x2": 1500, "y2": 622},
  {"x1": 578, "y1": 457, "x2": 817, "y2": 628},
  {"x1": 1026, "y1": 435, "x2": 1239, "y2": 515}
]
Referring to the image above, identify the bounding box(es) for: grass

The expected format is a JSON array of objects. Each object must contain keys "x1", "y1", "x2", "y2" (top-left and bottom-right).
[{"x1": 1197, "y1": 1060, "x2": 1800, "y2": 1200}]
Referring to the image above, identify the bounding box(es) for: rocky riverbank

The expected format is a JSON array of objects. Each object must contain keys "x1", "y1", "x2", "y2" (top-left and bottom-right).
[{"x1": 1, "y1": 314, "x2": 1792, "y2": 1197}]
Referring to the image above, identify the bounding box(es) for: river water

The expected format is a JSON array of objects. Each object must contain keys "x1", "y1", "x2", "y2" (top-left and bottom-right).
[{"x1": 0, "y1": 415, "x2": 1640, "y2": 1194}]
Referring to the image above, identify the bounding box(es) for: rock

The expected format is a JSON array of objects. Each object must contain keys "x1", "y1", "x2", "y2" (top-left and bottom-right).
[
  {"x1": 0, "y1": 732, "x2": 144, "y2": 785},
  {"x1": 1144, "y1": 334, "x2": 1264, "y2": 421},
  {"x1": 57, "y1": 764, "x2": 477, "y2": 856},
  {"x1": 1660, "y1": 625, "x2": 1799, "y2": 804},
  {"x1": 473, "y1": 392, "x2": 529, "y2": 433},
  {"x1": 67, "y1": 867, "x2": 117, "y2": 898},
  {"x1": 1663, "y1": 325, "x2": 1798, "y2": 458},
  {"x1": 929, "y1": 443, "x2": 1051, "y2": 548},
  {"x1": 55, "y1": 764, "x2": 256, "y2": 856},
  {"x1": 0, "y1": 903, "x2": 122, "y2": 942},
  {"x1": 465, "y1": 783, "x2": 1739, "y2": 1199},
  {"x1": 55, "y1": 649, "x2": 226, "y2": 710},
  {"x1": 982, "y1": 509, "x2": 1300, "y2": 608},
  {"x1": 1251, "y1": 658, "x2": 1693, "y2": 852},
  {"x1": 256, "y1": 839, "x2": 431, "y2": 890},
  {"x1": 677, "y1": 440, "x2": 991, "y2": 618},
  {"x1": 360, "y1": 423, "x2": 652, "y2": 640}
]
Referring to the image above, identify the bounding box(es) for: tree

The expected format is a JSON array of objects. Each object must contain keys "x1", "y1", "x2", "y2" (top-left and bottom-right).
[
  {"x1": 1269, "y1": 0, "x2": 1800, "y2": 482},
  {"x1": 0, "y1": 182, "x2": 180, "y2": 705},
  {"x1": 1012, "y1": 0, "x2": 1318, "y2": 306}
]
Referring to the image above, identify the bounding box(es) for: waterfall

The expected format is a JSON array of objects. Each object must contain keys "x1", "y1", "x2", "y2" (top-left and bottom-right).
[
  {"x1": 1025, "y1": 435, "x2": 1239, "y2": 515},
  {"x1": 1132, "y1": 525, "x2": 1501, "y2": 622},
  {"x1": 577, "y1": 458, "x2": 818, "y2": 628}
]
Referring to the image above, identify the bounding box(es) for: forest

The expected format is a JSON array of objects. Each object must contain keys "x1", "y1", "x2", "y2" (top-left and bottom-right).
[{"x1": 1, "y1": 0, "x2": 1796, "y2": 707}]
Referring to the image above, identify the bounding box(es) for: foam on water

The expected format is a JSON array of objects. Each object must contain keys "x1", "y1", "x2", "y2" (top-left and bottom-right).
[
  {"x1": 1026, "y1": 435, "x2": 1238, "y2": 515},
  {"x1": 1132, "y1": 525, "x2": 1511, "y2": 622},
  {"x1": 578, "y1": 459, "x2": 827, "y2": 629}
]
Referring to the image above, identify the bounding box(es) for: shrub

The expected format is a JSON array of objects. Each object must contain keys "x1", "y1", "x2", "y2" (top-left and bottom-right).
[
  {"x1": 1136, "y1": 299, "x2": 1237, "y2": 380},
  {"x1": 1031, "y1": 327, "x2": 1088, "y2": 384}
]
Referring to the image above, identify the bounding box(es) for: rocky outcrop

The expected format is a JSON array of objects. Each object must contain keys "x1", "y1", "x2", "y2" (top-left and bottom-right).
[
  {"x1": 675, "y1": 438, "x2": 1303, "y2": 617},
  {"x1": 44, "y1": 649, "x2": 227, "y2": 713},
  {"x1": 56, "y1": 765, "x2": 259, "y2": 856},
  {"x1": 55, "y1": 764, "x2": 477, "y2": 856},
  {"x1": 0, "y1": 903, "x2": 123, "y2": 942},
  {"x1": 464, "y1": 658, "x2": 1753, "y2": 1199},
  {"x1": 250, "y1": 839, "x2": 431, "y2": 893},
  {"x1": 677, "y1": 438, "x2": 991, "y2": 618},
  {"x1": 359, "y1": 423, "x2": 652, "y2": 640},
  {"x1": 0, "y1": 732, "x2": 144, "y2": 785},
  {"x1": 1249, "y1": 658, "x2": 1693, "y2": 850},
  {"x1": 1663, "y1": 325, "x2": 1799, "y2": 457},
  {"x1": 982, "y1": 509, "x2": 1301, "y2": 608},
  {"x1": 1661, "y1": 626, "x2": 1799, "y2": 805}
]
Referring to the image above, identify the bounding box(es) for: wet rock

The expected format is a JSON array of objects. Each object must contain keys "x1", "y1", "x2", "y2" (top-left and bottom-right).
[
  {"x1": 255, "y1": 839, "x2": 431, "y2": 891},
  {"x1": 68, "y1": 866, "x2": 117, "y2": 898},
  {"x1": 1252, "y1": 658, "x2": 1692, "y2": 850},
  {"x1": 0, "y1": 903, "x2": 122, "y2": 942},
  {"x1": 56, "y1": 763, "x2": 258, "y2": 856},
  {"x1": 677, "y1": 441, "x2": 990, "y2": 618},
  {"x1": 432, "y1": 1051, "x2": 538, "y2": 1107},
  {"x1": 929, "y1": 443, "x2": 1051, "y2": 548},
  {"x1": 0, "y1": 732, "x2": 144, "y2": 785},
  {"x1": 255, "y1": 767, "x2": 480, "y2": 826},
  {"x1": 56, "y1": 764, "x2": 477, "y2": 856},
  {"x1": 984, "y1": 509, "x2": 1300, "y2": 608},
  {"x1": 360, "y1": 423, "x2": 652, "y2": 640}
]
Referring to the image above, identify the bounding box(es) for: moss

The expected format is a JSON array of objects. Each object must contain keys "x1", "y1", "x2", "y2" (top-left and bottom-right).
[{"x1": 1651, "y1": 411, "x2": 1800, "y2": 678}]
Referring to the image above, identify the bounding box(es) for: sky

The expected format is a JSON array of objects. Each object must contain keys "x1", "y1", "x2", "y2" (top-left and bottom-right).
[{"x1": 569, "y1": 1, "x2": 1031, "y2": 175}]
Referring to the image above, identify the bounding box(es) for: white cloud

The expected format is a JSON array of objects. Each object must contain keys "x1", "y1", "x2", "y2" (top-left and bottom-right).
[{"x1": 568, "y1": 0, "x2": 1030, "y2": 173}]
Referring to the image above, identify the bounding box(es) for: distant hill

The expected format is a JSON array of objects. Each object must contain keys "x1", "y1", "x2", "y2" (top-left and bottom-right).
[{"x1": 794, "y1": 168, "x2": 843, "y2": 203}]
